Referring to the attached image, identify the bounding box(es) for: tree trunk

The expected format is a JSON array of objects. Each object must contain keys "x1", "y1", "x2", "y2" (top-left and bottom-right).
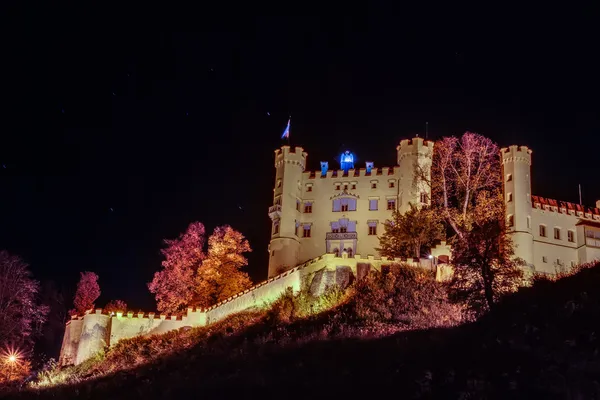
[{"x1": 481, "y1": 262, "x2": 495, "y2": 311}]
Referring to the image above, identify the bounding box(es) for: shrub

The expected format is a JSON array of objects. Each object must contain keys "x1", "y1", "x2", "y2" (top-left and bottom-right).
[{"x1": 348, "y1": 263, "x2": 462, "y2": 329}]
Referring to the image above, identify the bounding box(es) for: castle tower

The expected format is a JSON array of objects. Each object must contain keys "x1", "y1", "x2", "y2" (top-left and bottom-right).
[
  {"x1": 268, "y1": 146, "x2": 307, "y2": 278},
  {"x1": 396, "y1": 137, "x2": 434, "y2": 213},
  {"x1": 500, "y1": 145, "x2": 534, "y2": 267}
]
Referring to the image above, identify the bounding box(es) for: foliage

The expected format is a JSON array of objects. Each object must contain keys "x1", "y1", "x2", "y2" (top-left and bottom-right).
[
  {"x1": 194, "y1": 225, "x2": 252, "y2": 308},
  {"x1": 449, "y1": 191, "x2": 524, "y2": 316},
  {"x1": 73, "y1": 272, "x2": 100, "y2": 315},
  {"x1": 148, "y1": 222, "x2": 206, "y2": 314},
  {"x1": 378, "y1": 203, "x2": 444, "y2": 259},
  {"x1": 104, "y1": 300, "x2": 127, "y2": 315},
  {"x1": 349, "y1": 264, "x2": 462, "y2": 328},
  {"x1": 266, "y1": 285, "x2": 349, "y2": 324},
  {"x1": 429, "y1": 132, "x2": 501, "y2": 238},
  {"x1": 0, "y1": 353, "x2": 31, "y2": 385},
  {"x1": 0, "y1": 251, "x2": 48, "y2": 348}
]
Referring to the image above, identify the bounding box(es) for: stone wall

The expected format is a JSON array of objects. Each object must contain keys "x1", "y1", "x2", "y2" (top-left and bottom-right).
[{"x1": 60, "y1": 248, "x2": 451, "y2": 366}]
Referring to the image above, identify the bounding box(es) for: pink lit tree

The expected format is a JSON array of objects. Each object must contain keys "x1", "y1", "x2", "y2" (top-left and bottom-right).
[
  {"x1": 73, "y1": 271, "x2": 101, "y2": 315},
  {"x1": 195, "y1": 225, "x2": 252, "y2": 308},
  {"x1": 0, "y1": 251, "x2": 48, "y2": 348},
  {"x1": 104, "y1": 299, "x2": 127, "y2": 314},
  {"x1": 149, "y1": 222, "x2": 206, "y2": 314}
]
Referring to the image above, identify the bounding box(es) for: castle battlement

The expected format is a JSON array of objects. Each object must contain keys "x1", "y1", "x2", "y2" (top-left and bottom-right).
[
  {"x1": 274, "y1": 146, "x2": 308, "y2": 170},
  {"x1": 500, "y1": 145, "x2": 532, "y2": 165},
  {"x1": 531, "y1": 195, "x2": 600, "y2": 220}
]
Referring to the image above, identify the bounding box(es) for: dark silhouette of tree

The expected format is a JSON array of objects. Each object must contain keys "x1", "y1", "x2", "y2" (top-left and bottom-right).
[{"x1": 73, "y1": 272, "x2": 100, "y2": 315}]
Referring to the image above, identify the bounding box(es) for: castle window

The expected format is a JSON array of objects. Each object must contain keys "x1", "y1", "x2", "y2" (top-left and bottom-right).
[
  {"x1": 341, "y1": 204, "x2": 349, "y2": 212},
  {"x1": 340, "y1": 226, "x2": 347, "y2": 233},
  {"x1": 554, "y1": 227, "x2": 561, "y2": 240},
  {"x1": 307, "y1": 185, "x2": 313, "y2": 192},
  {"x1": 387, "y1": 199, "x2": 396, "y2": 210},
  {"x1": 371, "y1": 182, "x2": 377, "y2": 189},
  {"x1": 351, "y1": 184, "x2": 356, "y2": 190},
  {"x1": 333, "y1": 198, "x2": 357, "y2": 212},
  {"x1": 344, "y1": 184, "x2": 348, "y2": 190},
  {"x1": 568, "y1": 230, "x2": 575, "y2": 242},
  {"x1": 539, "y1": 225, "x2": 546, "y2": 237},
  {"x1": 420, "y1": 192, "x2": 429, "y2": 204},
  {"x1": 304, "y1": 203, "x2": 313, "y2": 213},
  {"x1": 507, "y1": 215, "x2": 514, "y2": 227},
  {"x1": 389, "y1": 181, "x2": 395, "y2": 188},
  {"x1": 507, "y1": 193, "x2": 513, "y2": 203},
  {"x1": 332, "y1": 228, "x2": 339, "y2": 233},
  {"x1": 303, "y1": 225, "x2": 311, "y2": 238},
  {"x1": 368, "y1": 222, "x2": 377, "y2": 235},
  {"x1": 336, "y1": 185, "x2": 341, "y2": 190},
  {"x1": 506, "y1": 174, "x2": 512, "y2": 182},
  {"x1": 271, "y1": 250, "x2": 275, "y2": 257},
  {"x1": 296, "y1": 200, "x2": 300, "y2": 211},
  {"x1": 369, "y1": 199, "x2": 379, "y2": 211},
  {"x1": 273, "y1": 220, "x2": 280, "y2": 235},
  {"x1": 542, "y1": 256, "x2": 547, "y2": 263}
]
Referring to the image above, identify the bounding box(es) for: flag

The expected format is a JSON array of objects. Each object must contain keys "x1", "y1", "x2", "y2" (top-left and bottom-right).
[{"x1": 281, "y1": 118, "x2": 290, "y2": 139}]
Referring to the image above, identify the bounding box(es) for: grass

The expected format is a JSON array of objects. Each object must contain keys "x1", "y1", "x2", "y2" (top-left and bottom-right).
[{"x1": 6, "y1": 262, "x2": 600, "y2": 399}]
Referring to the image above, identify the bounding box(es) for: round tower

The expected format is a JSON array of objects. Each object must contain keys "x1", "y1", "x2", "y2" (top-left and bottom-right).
[
  {"x1": 500, "y1": 145, "x2": 534, "y2": 267},
  {"x1": 268, "y1": 146, "x2": 307, "y2": 278},
  {"x1": 396, "y1": 137, "x2": 434, "y2": 213}
]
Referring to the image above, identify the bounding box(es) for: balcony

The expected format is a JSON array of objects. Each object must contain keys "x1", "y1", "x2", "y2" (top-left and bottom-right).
[
  {"x1": 268, "y1": 204, "x2": 281, "y2": 220},
  {"x1": 326, "y1": 232, "x2": 358, "y2": 240}
]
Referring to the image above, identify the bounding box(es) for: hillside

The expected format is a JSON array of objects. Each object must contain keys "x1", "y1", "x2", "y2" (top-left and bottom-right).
[{"x1": 8, "y1": 263, "x2": 600, "y2": 399}]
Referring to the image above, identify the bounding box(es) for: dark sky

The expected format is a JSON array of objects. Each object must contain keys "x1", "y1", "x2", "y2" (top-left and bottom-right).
[{"x1": 1, "y1": 8, "x2": 598, "y2": 311}]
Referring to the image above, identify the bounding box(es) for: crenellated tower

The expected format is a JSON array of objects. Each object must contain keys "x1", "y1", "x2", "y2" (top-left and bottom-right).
[
  {"x1": 268, "y1": 146, "x2": 307, "y2": 278},
  {"x1": 396, "y1": 137, "x2": 434, "y2": 213},
  {"x1": 501, "y1": 145, "x2": 534, "y2": 267}
]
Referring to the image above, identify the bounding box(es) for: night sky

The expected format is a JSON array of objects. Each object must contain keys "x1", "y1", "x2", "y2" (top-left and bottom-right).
[{"x1": 1, "y1": 9, "x2": 598, "y2": 312}]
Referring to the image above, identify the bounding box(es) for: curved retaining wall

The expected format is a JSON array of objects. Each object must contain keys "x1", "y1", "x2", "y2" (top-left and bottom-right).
[{"x1": 60, "y1": 249, "x2": 450, "y2": 365}]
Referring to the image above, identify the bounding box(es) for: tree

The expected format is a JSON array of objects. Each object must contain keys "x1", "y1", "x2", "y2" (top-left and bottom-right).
[
  {"x1": 0, "y1": 251, "x2": 48, "y2": 349},
  {"x1": 104, "y1": 300, "x2": 127, "y2": 315},
  {"x1": 416, "y1": 132, "x2": 524, "y2": 313},
  {"x1": 195, "y1": 225, "x2": 252, "y2": 308},
  {"x1": 378, "y1": 203, "x2": 444, "y2": 259},
  {"x1": 73, "y1": 272, "x2": 100, "y2": 315},
  {"x1": 148, "y1": 222, "x2": 206, "y2": 314},
  {"x1": 429, "y1": 132, "x2": 501, "y2": 238},
  {"x1": 449, "y1": 191, "x2": 524, "y2": 316}
]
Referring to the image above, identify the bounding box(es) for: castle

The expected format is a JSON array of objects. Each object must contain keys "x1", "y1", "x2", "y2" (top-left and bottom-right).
[{"x1": 60, "y1": 136, "x2": 600, "y2": 366}]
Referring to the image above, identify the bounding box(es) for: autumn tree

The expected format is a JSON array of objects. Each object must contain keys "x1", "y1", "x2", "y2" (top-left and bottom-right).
[
  {"x1": 194, "y1": 225, "x2": 252, "y2": 308},
  {"x1": 148, "y1": 222, "x2": 206, "y2": 314},
  {"x1": 104, "y1": 299, "x2": 127, "y2": 314},
  {"x1": 0, "y1": 251, "x2": 48, "y2": 348},
  {"x1": 378, "y1": 203, "x2": 444, "y2": 259},
  {"x1": 73, "y1": 272, "x2": 100, "y2": 315},
  {"x1": 417, "y1": 132, "x2": 524, "y2": 313}
]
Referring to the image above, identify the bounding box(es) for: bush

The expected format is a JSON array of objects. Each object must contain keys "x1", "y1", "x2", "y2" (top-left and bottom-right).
[
  {"x1": 266, "y1": 285, "x2": 349, "y2": 324},
  {"x1": 348, "y1": 263, "x2": 463, "y2": 329}
]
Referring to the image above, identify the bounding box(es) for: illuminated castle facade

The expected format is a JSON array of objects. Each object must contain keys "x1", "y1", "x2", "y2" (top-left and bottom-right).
[
  {"x1": 501, "y1": 145, "x2": 600, "y2": 274},
  {"x1": 267, "y1": 137, "x2": 433, "y2": 278},
  {"x1": 268, "y1": 140, "x2": 600, "y2": 278}
]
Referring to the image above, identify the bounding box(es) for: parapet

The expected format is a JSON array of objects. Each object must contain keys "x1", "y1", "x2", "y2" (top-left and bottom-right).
[
  {"x1": 274, "y1": 146, "x2": 308, "y2": 170},
  {"x1": 500, "y1": 145, "x2": 532, "y2": 165},
  {"x1": 396, "y1": 137, "x2": 434, "y2": 155}
]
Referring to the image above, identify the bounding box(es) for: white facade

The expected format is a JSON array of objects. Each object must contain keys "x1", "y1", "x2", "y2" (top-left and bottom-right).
[
  {"x1": 502, "y1": 145, "x2": 600, "y2": 274},
  {"x1": 268, "y1": 137, "x2": 433, "y2": 278},
  {"x1": 269, "y1": 140, "x2": 600, "y2": 278}
]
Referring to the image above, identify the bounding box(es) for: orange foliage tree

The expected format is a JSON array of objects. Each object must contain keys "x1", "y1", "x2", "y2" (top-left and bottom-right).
[
  {"x1": 73, "y1": 271, "x2": 101, "y2": 315},
  {"x1": 148, "y1": 222, "x2": 206, "y2": 314},
  {"x1": 104, "y1": 300, "x2": 127, "y2": 314},
  {"x1": 194, "y1": 225, "x2": 253, "y2": 308}
]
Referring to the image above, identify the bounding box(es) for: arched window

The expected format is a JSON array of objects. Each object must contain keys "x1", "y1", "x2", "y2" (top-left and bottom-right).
[
  {"x1": 347, "y1": 248, "x2": 353, "y2": 257},
  {"x1": 333, "y1": 248, "x2": 340, "y2": 257}
]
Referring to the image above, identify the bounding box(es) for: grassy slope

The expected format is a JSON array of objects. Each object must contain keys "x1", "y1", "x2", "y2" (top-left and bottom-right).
[{"x1": 9, "y1": 264, "x2": 600, "y2": 399}]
